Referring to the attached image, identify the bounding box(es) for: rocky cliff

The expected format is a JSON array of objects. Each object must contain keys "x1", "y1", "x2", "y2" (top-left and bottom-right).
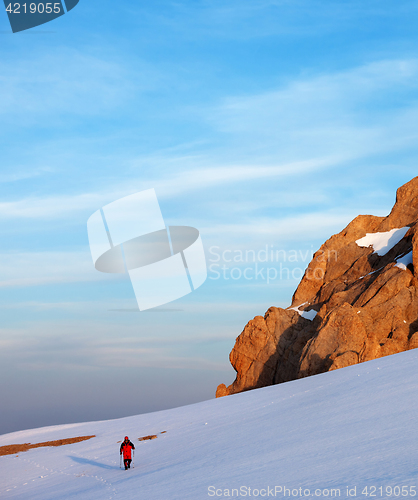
[{"x1": 216, "y1": 176, "x2": 418, "y2": 397}]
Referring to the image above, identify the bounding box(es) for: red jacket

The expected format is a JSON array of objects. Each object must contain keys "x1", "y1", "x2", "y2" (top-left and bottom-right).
[{"x1": 120, "y1": 440, "x2": 135, "y2": 459}]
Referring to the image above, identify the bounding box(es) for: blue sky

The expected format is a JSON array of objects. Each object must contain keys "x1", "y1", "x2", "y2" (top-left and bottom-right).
[{"x1": 1, "y1": 0, "x2": 418, "y2": 434}]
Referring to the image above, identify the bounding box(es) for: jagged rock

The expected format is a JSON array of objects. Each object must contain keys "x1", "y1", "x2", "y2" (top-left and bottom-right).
[{"x1": 217, "y1": 176, "x2": 418, "y2": 397}]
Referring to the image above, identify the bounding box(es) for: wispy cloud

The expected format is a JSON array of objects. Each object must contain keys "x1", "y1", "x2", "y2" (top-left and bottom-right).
[
  {"x1": 0, "y1": 329, "x2": 233, "y2": 371},
  {"x1": 0, "y1": 59, "x2": 415, "y2": 299},
  {"x1": 152, "y1": 157, "x2": 337, "y2": 198},
  {"x1": 135, "y1": 0, "x2": 417, "y2": 41},
  {"x1": 2, "y1": 59, "x2": 417, "y2": 223},
  {"x1": 209, "y1": 59, "x2": 418, "y2": 163},
  {"x1": 202, "y1": 211, "x2": 357, "y2": 240},
  {"x1": 0, "y1": 166, "x2": 53, "y2": 183},
  {"x1": 0, "y1": 47, "x2": 160, "y2": 125},
  {"x1": 0, "y1": 193, "x2": 106, "y2": 220},
  {"x1": 0, "y1": 158, "x2": 335, "y2": 220},
  {"x1": 0, "y1": 251, "x2": 113, "y2": 288}
]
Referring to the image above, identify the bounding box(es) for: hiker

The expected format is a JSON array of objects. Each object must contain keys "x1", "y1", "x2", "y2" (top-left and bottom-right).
[{"x1": 120, "y1": 436, "x2": 135, "y2": 470}]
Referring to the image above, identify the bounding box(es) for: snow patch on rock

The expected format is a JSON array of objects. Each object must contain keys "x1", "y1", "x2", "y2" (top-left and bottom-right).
[
  {"x1": 288, "y1": 302, "x2": 317, "y2": 321},
  {"x1": 355, "y1": 227, "x2": 409, "y2": 256},
  {"x1": 395, "y1": 250, "x2": 413, "y2": 271}
]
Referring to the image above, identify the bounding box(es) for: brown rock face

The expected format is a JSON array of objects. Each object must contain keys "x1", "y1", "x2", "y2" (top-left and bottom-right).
[{"x1": 216, "y1": 176, "x2": 418, "y2": 397}]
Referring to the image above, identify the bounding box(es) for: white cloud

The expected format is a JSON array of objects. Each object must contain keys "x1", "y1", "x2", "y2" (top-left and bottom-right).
[
  {"x1": 141, "y1": 0, "x2": 414, "y2": 41},
  {"x1": 0, "y1": 328, "x2": 233, "y2": 371},
  {"x1": 2, "y1": 59, "x2": 416, "y2": 224},
  {"x1": 201, "y1": 210, "x2": 359, "y2": 244},
  {"x1": 209, "y1": 59, "x2": 418, "y2": 162},
  {"x1": 0, "y1": 166, "x2": 53, "y2": 183},
  {"x1": 151, "y1": 157, "x2": 338, "y2": 199},
  {"x1": 0, "y1": 251, "x2": 117, "y2": 288},
  {"x1": 0, "y1": 47, "x2": 160, "y2": 123},
  {"x1": 0, "y1": 193, "x2": 103, "y2": 219},
  {"x1": 0, "y1": 158, "x2": 334, "y2": 220}
]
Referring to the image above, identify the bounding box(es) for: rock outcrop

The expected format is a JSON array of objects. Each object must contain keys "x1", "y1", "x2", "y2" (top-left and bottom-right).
[{"x1": 216, "y1": 176, "x2": 418, "y2": 397}]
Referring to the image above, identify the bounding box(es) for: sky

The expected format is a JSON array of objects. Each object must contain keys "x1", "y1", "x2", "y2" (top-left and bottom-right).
[{"x1": 1, "y1": 0, "x2": 418, "y2": 435}]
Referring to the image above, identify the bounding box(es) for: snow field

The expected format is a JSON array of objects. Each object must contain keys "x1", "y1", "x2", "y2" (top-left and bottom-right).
[{"x1": 1, "y1": 349, "x2": 418, "y2": 499}]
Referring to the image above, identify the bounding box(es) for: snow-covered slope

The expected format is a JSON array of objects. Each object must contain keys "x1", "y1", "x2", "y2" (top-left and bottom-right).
[{"x1": 1, "y1": 350, "x2": 418, "y2": 500}]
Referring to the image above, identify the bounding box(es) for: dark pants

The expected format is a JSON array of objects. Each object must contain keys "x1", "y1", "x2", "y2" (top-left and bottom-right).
[{"x1": 124, "y1": 458, "x2": 132, "y2": 469}]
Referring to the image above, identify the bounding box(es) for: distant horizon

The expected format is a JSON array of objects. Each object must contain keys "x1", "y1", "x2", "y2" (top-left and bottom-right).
[{"x1": 2, "y1": 0, "x2": 418, "y2": 435}]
